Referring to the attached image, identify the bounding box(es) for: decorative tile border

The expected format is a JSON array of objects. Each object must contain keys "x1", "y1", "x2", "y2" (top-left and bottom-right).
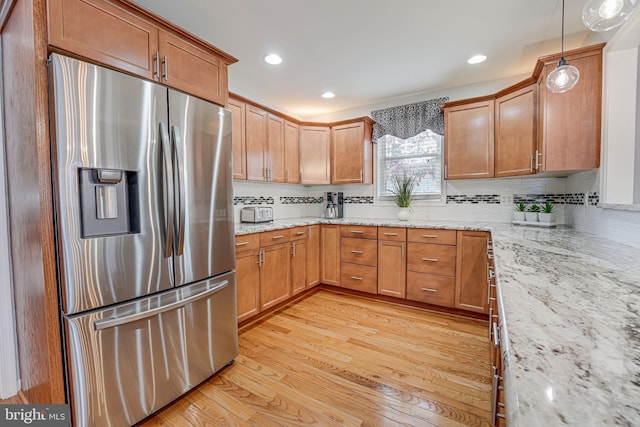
[
  {"x1": 344, "y1": 196, "x2": 374, "y2": 204},
  {"x1": 513, "y1": 193, "x2": 566, "y2": 204},
  {"x1": 564, "y1": 193, "x2": 586, "y2": 205},
  {"x1": 280, "y1": 196, "x2": 324, "y2": 205},
  {"x1": 588, "y1": 191, "x2": 600, "y2": 206},
  {"x1": 234, "y1": 196, "x2": 274, "y2": 206},
  {"x1": 446, "y1": 194, "x2": 500, "y2": 204}
]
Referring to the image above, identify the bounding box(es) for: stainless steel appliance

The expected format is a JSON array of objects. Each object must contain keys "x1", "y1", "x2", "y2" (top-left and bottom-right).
[
  {"x1": 241, "y1": 206, "x2": 273, "y2": 223},
  {"x1": 48, "y1": 53, "x2": 237, "y2": 427},
  {"x1": 324, "y1": 192, "x2": 344, "y2": 218}
]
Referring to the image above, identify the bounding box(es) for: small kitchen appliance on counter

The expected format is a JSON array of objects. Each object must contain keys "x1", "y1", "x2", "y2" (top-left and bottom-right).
[
  {"x1": 324, "y1": 192, "x2": 344, "y2": 219},
  {"x1": 241, "y1": 206, "x2": 274, "y2": 223}
]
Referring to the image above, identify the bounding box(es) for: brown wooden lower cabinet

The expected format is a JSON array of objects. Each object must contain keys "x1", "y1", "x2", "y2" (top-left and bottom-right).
[
  {"x1": 377, "y1": 239, "x2": 406, "y2": 298},
  {"x1": 307, "y1": 225, "x2": 320, "y2": 287},
  {"x1": 321, "y1": 225, "x2": 340, "y2": 285},
  {"x1": 340, "y1": 263, "x2": 377, "y2": 294},
  {"x1": 235, "y1": 249, "x2": 260, "y2": 322},
  {"x1": 406, "y1": 272, "x2": 455, "y2": 307},
  {"x1": 291, "y1": 238, "x2": 307, "y2": 296},
  {"x1": 455, "y1": 231, "x2": 490, "y2": 314},
  {"x1": 260, "y1": 242, "x2": 291, "y2": 310}
]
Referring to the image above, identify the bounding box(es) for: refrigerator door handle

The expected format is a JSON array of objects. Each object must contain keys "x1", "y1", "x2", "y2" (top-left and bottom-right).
[
  {"x1": 171, "y1": 125, "x2": 186, "y2": 256},
  {"x1": 93, "y1": 279, "x2": 229, "y2": 330},
  {"x1": 160, "y1": 122, "x2": 174, "y2": 258}
]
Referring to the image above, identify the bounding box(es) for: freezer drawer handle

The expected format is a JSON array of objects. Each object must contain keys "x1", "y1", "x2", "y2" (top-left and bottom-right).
[{"x1": 93, "y1": 280, "x2": 229, "y2": 330}]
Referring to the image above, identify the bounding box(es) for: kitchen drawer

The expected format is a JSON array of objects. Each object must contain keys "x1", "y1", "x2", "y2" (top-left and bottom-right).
[
  {"x1": 407, "y1": 228, "x2": 457, "y2": 245},
  {"x1": 340, "y1": 225, "x2": 377, "y2": 240},
  {"x1": 235, "y1": 233, "x2": 260, "y2": 252},
  {"x1": 341, "y1": 263, "x2": 377, "y2": 294},
  {"x1": 259, "y1": 229, "x2": 291, "y2": 247},
  {"x1": 407, "y1": 243, "x2": 456, "y2": 276},
  {"x1": 290, "y1": 226, "x2": 309, "y2": 241},
  {"x1": 406, "y1": 272, "x2": 455, "y2": 307},
  {"x1": 341, "y1": 237, "x2": 377, "y2": 266},
  {"x1": 378, "y1": 226, "x2": 406, "y2": 241}
]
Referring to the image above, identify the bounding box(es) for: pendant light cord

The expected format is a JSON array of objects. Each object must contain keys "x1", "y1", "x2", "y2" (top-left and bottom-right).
[{"x1": 561, "y1": 0, "x2": 565, "y2": 58}]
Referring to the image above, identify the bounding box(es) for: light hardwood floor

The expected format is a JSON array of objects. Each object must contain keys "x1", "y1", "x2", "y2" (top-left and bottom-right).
[{"x1": 140, "y1": 289, "x2": 492, "y2": 426}]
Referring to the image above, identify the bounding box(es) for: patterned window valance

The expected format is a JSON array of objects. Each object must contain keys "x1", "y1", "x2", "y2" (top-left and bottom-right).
[{"x1": 371, "y1": 97, "x2": 449, "y2": 141}]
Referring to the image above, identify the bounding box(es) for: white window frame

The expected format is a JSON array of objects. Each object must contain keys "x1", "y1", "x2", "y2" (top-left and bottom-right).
[{"x1": 375, "y1": 130, "x2": 446, "y2": 206}]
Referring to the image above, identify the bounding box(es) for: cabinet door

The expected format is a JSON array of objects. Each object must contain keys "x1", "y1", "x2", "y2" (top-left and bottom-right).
[
  {"x1": 300, "y1": 126, "x2": 330, "y2": 184},
  {"x1": 267, "y1": 114, "x2": 286, "y2": 182},
  {"x1": 444, "y1": 100, "x2": 495, "y2": 179},
  {"x1": 320, "y1": 225, "x2": 340, "y2": 285},
  {"x1": 235, "y1": 250, "x2": 260, "y2": 322},
  {"x1": 495, "y1": 85, "x2": 537, "y2": 177},
  {"x1": 260, "y1": 243, "x2": 291, "y2": 310},
  {"x1": 245, "y1": 105, "x2": 268, "y2": 181},
  {"x1": 291, "y1": 240, "x2": 307, "y2": 296},
  {"x1": 540, "y1": 50, "x2": 602, "y2": 171},
  {"x1": 331, "y1": 121, "x2": 366, "y2": 184},
  {"x1": 158, "y1": 30, "x2": 228, "y2": 105},
  {"x1": 284, "y1": 121, "x2": 300, "y2": 183},
  {"x1": 228, "y1": 98, "x2": 246, "y2": 180},
  {"x1": 48, "y1": 0, "x2": 159, "y2": 80},
  {"x1": 307, "y1": 225, "x2": 320, "y2": 287},
  {"x1": 455, "y1": 231, "x2": 489, "y2": 314},
  {"x1": 377, "y1": 240, "x2": 406, "y2": 298}
]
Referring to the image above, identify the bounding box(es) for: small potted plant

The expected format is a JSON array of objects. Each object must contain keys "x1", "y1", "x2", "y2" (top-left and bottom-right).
[
  {"x1": 514, "y1": 202, "x2": 527, "y2": 221},
  {"x1": 391, "y1": 172, "x2": 416, "y2": 221},
  {"x1": 525, "y1": 204, "x2": 540, "y2": 222},
  {"x1": 539, "y1": 201, "x2": 556, "y2": 224}
]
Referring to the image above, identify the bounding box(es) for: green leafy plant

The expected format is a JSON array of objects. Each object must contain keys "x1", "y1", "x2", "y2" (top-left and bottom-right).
[
  {"x1": 527, "y1": 204, "x2": 540, "y2": 213},
  {"x1": 541, "y1": 201, "x2": 554, "y2": 213},
  {"x1": 515, "y1": 202, "x2": 527, "y2": 212},
  {"x1": 390, "y1": 172, "x2": 417, "y2": 208}
]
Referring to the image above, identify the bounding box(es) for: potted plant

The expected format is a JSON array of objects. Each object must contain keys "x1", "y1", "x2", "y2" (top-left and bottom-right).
[
  {"x1": 514, "y1": 202, "x2": 527, "y2": 221},
  {"x1": 539, "y1": 201, "x2": 556, "y2": 224},
  {"x1": 391, "y1": 172, "x2": 416, "y2": 221},
  {"x1": 525, "y1": 204, "x2": 540, "y2": 222}
]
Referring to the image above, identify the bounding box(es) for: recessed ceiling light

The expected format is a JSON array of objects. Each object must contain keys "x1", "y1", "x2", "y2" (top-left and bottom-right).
[
  {"x1": 264, "y1": 54, "x2": 282, "y2": 65},
  {"x1": 467, "y1": 54, "x2": 487, "y2": 64},
  {"x1": 321, "y1": 92, "x2": 335, "y2": 99}
]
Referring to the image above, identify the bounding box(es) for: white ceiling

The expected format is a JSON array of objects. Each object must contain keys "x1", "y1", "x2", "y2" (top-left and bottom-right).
[{"x1": 132, "y1": 0, "x2": 598, "y2": 120}]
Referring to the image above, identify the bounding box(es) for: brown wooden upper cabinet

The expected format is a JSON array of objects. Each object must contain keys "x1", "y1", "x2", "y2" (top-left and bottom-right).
[
  {"x1": 245, "y1": 105, "x2": 269, "y2": 181},
  {"x1": 495, "y1": 84, "x2": 537, "y2": 177},
  {"x1": 442, "y1": 44, "x2": 603, "y2": 180},
  {"x1": 300, "y1": 126, "x2": 331, "y2": 184},
  {"x1": 284, "y1": 121, "x2": 301, "y2": 183},
  {"x1": 443, "y1": 99, "x2": 495, "y2": 179},
  {"x1": 538, "y1": 47, "x2": 603, "y2": 172},
  {"x1": 47, "y1": 0, "x2": 235, "y2": 106},
  {"x1": 227, "y1": 98, "x2": 247, "y2": 180},
  {"x1": 331, "y1": 118, "x2": 374, "y2": 184}
]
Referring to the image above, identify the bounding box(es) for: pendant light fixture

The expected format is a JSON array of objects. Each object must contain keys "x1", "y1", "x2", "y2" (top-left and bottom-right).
[
  {"x1": 582, "y1": 0, "x2": 638, "y2": 32},
  {"x1": 546, "y1": 0, "x2": 580, "y2": 93}
]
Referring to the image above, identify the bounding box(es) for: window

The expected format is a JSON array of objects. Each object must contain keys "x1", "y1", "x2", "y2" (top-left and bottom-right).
[{"x1": 377, "y1": 129, "x2": 443, "y2": 200}]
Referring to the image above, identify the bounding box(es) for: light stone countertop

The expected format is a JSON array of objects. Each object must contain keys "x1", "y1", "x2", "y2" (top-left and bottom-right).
[{"x1": 235, "y1": 217, "x2": 640, "y2": 426}]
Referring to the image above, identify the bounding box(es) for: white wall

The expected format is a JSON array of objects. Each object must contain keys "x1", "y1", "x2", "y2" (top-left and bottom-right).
[{"x1": 0, "y1": 41, "x2": 20, "y2": 399}]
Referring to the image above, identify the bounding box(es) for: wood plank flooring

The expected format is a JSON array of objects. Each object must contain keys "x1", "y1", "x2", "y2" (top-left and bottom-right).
[
  {"x1": 140, "y1": 289, "x2": 492, "y2": 426},
  {"x1": 0, "y1": 395, "x2": 23, "y2": 405}
]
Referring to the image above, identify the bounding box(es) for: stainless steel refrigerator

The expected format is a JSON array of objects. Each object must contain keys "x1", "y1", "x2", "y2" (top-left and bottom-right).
[{"x1": 48, "y1": 53, "x2": 238, "y2": 426}]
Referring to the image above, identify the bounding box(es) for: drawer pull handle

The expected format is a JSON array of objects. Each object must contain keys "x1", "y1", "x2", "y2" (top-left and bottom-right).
[
  {"x1": 350, "y1": 230, "x2": 363, "y2": 234},
  {"x1": 383, "y1": 232, "x2": 398, "y2": 236},
  {"x1": 295, "y1": 231, "x2": 306, "y2": 235},
  {"x1": 350, "y1": 276, "x2": 363, "y2": 281},
  {"x1": 235, "y1": 241, "x2": 251, "y2": 246},
  {"x1": 422, "y1": 234, "x2": 438, "y2": 238},
  {"x1": 271, "y1": 235, "x2": 285, "y2": 239},
  {"x1": 421, "y1": 287, "x2": 438, "y2": 293},
  {"x1": 421, "y1": 257, "x2": 438, "y2": 262},
  {"x1": 351, "y1": 250, "x2": 364, "y2": 254}
]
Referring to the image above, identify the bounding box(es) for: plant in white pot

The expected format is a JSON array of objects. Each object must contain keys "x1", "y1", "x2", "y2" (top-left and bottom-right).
[
  {"x1": 525, "y1": 204, "x2": 540, "y2": 222},
  {"x1": 391, "y1": 172, "x2": 416, "y2": 221},
  {"x1": 539, "y1": 201, "x2": 556, "y2": 224},
  {"x1": 514, "y1": 202, "x2": 527, "y2": 221}
]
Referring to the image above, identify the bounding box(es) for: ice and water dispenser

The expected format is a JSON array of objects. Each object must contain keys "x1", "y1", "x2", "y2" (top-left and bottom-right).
[{"x1": 78, "y1": 168, "x2": 140, "y2": 238}]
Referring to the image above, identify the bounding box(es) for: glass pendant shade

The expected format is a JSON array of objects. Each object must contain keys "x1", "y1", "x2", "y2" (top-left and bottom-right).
[
  {"x1": 582, "y1": 0, "x2": 638, "y2": 31},
  {"x1": 546, "y1": 59, "x2": 580, "y2": 93}
]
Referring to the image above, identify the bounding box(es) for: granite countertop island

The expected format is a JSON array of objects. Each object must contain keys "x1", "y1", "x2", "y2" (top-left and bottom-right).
[{"x1": 235, "y1": 218, "x2": 640, "y2": 426}]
